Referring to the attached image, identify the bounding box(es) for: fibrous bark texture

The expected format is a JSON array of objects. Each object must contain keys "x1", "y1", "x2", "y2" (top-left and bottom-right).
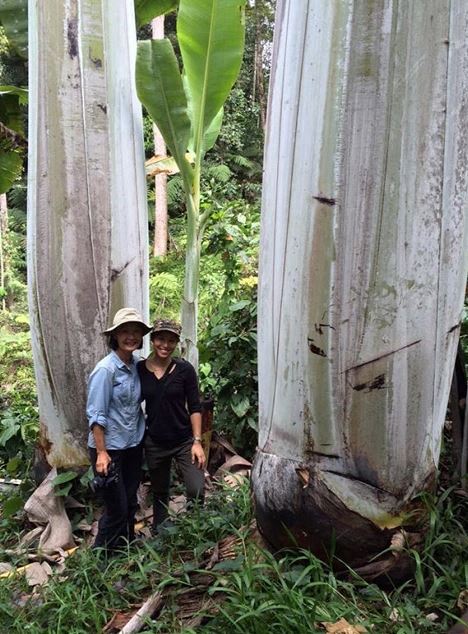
[
  {"x1": 252, "y1": 0, "x2": 468, "y2": 569},
  {"x1": 27, "y1": 0, "x2": 148, "y2": 466}
]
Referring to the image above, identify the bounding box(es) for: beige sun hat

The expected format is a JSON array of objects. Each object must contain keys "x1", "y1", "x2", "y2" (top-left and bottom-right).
[{"x1": 102, "y1": 307, "x2": 152, "y2": 335}]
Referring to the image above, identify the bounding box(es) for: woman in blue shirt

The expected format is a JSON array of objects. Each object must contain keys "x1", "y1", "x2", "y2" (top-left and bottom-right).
[{"x1": 87, "y1": 307, "x2": 151, "y2": 551}]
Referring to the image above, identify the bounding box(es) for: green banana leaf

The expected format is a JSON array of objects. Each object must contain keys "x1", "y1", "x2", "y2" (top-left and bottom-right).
[
  {"x1": 134, "y1": 0, "x2": 178, "y2": 27},
  {"x1": 177, "y1": 0, "x2": 246, "y2": 158},
  {"x1": 183, "y1": 70, "x2": 223, "y2": 156},
  {"x1": 202, "y1": 106, "x2": 223, "y2": 155},
  {"x1": 0, "y1": 0, "x2": 28, "y2": 58},
  {"x1": 0, "y1": 148, "x2": 22, "y2": 194},
  {"x1": 136, "y1": 39, "x2": 192, "y2": 182}
]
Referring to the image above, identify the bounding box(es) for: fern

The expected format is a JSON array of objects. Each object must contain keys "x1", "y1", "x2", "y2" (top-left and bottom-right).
[
  {"x1": 7, "y1": 182, "x2": 27, "y2": 209},
  {"x1": 224, "y1": 152, "x2": 262, "y2": 178},
  {"x1": 206, "y1": 164, "x2": 232, "y2": 183},
  {"x1": 149, "y1": 271, "x2": 180, "y2": 295},
  {"x1": 149, "y1": 270, "x2": 183, "y2": 321},
  {"x1": 7, "y1": 207, "x2": 26, "y2": 232},
  {"x1": 167, "y1": 174, "x2": 184, "y2": 206},
  {"x1": 229, "y1": 153, "x2": 254, "y2": 170}
]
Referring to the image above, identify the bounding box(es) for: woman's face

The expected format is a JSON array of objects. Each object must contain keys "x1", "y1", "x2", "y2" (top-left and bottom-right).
[
  {"x1": 151, "y1": 331, "x2": 179, "y2": 360},
  {"x1": 115, "y1": 323, "x2": 144, "y2": 353}
]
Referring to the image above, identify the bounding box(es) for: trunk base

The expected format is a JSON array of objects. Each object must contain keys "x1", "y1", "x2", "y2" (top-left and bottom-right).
[{"x1": 252, "y1": 450, "x2": 419, "y2": 584}]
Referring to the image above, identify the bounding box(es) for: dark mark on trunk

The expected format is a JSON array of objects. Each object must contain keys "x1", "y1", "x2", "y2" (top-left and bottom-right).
[
  {"x1": 308, "y1": 338, "x2": 327, "y2": 357},
  {"x1": 315, "y1": 323, "x2": 336, "y2": 335},
  {"x1": 111, "y1": 259, "x2": 133, "y2": 281},
  {"x1": 447, "y1": 323, "x2": 460, "y2": 334},
  {"x1": 310, "y1": 451, "x2": 340, "y2": 459},
  {"x1": 89, "y1": 52, "x2": 103, "y2": 68},
  {"x1": 353, "y1": 374, "x2": 386, "y2": 392},
  {"x1": 97, "y1": 103, "x2": 107, "y2": 114},
  {"x1": 67, "y1": 18, "x2": 78, "y2": 59},
  {"x1": 344, "y1": 339, "x2": 422, "y2": 372},
  {"x1": 313, "y1": 195, "x2": 336, "y2": 206}
]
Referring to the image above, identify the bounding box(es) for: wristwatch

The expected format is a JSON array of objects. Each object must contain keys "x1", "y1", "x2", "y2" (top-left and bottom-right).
[{"x1": 193, "y1": 436, "x2": 202, "y2": 443}]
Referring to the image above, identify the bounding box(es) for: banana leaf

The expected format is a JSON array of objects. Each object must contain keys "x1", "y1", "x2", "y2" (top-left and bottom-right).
[
  {"x1": 177, "y1": 0, "x2": 246, "y2": 158},
  {"x1": 136, "y1": 39, "x2": 192, "y2": 183},
  {"x1": 202, "y1": 106, "x2": 223, "y2": 155}
]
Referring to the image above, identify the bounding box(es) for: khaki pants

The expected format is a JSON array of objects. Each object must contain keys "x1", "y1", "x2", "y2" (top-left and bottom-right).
[{"x1": 144, "y1": 435, "x2": 205, "y2": 530}]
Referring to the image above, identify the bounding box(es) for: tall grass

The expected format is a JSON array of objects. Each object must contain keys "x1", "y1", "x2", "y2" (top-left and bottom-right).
[{"x1": 0, "y1": 480, "x2": 466, "y2": 633}]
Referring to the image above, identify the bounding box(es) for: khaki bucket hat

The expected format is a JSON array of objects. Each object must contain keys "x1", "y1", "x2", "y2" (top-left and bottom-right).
[{"x1": 102, "y1": 307, "x2": 152, "y2": 335}]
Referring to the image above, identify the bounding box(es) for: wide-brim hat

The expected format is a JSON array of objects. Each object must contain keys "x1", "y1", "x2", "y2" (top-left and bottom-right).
[
  {"x1": 151, "y1": 318, "x2": 182, "y2": 338},
  {"x1": 102, "y1": 307, "x2": 152, "y2": 335}
]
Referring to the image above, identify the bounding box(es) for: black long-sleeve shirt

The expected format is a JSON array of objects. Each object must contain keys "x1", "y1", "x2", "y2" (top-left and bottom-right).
[{"x1": 137, "y1": 357, "x2": 201, "y2": 448}]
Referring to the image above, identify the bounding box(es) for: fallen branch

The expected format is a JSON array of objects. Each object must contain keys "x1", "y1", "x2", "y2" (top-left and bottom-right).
[
  {"x1": 105, "y1": 522, "x2": 266, "y2": 632},
  {"x1": 117, "y1": 591, "x2": 163, "y2": 634}
]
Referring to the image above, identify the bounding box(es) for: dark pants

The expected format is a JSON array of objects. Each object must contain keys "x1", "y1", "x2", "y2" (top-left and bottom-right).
[
  {"x1": 89, "y1": 443, "x2": 143, "y2": 550},
  {"x1": 144, "y1": 436, "x2": 205, "y2": 530}
]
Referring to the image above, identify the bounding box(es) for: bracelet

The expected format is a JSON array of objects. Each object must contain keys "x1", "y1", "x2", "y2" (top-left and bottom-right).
[{"x1": 193, "y1": 436, "x2": 202, "y2": 443}]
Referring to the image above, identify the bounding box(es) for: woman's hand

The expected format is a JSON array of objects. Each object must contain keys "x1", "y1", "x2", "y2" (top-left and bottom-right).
[
  {"x1": 191, "y1": 442, "x2": 206, "y2": 470},
  {"x1": 96, "y1": 450, "x2": 112, "y2": 475}
]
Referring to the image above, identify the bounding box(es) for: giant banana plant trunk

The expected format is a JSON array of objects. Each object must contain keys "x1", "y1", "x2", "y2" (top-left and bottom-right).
[
  {"x1": 252, "y1": 0, "x2": 468, "y2": 574},
  {"x1": 27, "y1": 0, "x2": 148, "y2": 467}
]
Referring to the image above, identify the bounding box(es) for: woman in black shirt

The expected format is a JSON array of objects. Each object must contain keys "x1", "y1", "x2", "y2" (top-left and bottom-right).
[{"x1": 138, "y1": 319, "x2": 205, "y2": 532}]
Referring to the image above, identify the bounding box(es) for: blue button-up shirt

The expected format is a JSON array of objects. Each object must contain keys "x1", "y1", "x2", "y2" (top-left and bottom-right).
[{"x1": 87, "y1": 351, "x2": 145, "y2": 450}]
